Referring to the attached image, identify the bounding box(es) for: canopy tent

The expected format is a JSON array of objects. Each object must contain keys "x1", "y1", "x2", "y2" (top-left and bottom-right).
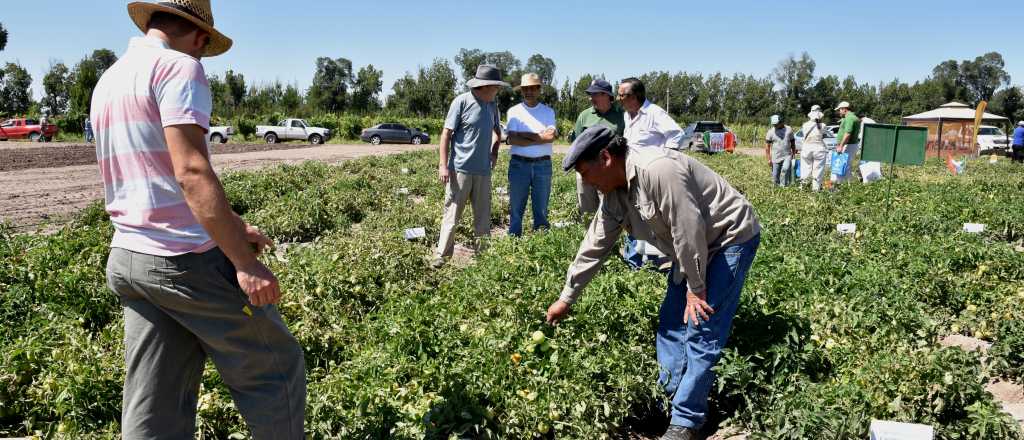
[{"x1": 901, "y1": 102, "x2": 1010, "y2": 157}]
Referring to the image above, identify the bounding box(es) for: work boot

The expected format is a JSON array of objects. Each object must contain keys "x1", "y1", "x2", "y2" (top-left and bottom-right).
[{"x1": 661, "y1": 425, "x2": 699, "y2": 440}]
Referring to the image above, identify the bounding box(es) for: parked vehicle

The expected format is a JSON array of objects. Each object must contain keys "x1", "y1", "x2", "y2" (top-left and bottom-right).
[
  {"x1": 795, "y1": 125, "x2": 840, "y2": 151},
  {"x1": 207, "y1": 126, "x2": 233, "y2": 144},
  {"x1": 360, "y1": 123, "x2": 430, "y2": 145},
  {"x1": 976, "y1": 125, "x2": 1011, "y2": 155},
  {"x1": 681, "y1": 121, "x2": 735, "y2": 152},
  {"x1": 256, "y1": 119, "x2": 332, "y2": 144},
  {"x1": 0, "y1": 118, "x2": 59, "y2": 142}
]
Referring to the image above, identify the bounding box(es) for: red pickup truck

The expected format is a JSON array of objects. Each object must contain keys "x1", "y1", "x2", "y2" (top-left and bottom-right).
[{"x1": 0, "y1": 118, "x2": 60, "y2": 142}]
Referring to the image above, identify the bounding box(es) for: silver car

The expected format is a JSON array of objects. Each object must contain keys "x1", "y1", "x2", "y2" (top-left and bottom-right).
[{"x1": 795, "y1": 126, "x2": 839, "y2": 151}]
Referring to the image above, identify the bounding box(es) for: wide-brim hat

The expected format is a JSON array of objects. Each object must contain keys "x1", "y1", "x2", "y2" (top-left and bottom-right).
[
  {"x1": 514, "y1": 72, "x2": 543, "y2": 90},
  {"x1": 128, "y1": 1, "x2": 233, "y2": 57},
  {"x1": 835, "y1": 101, "x2": 851, "y2": 110},
  {"x1": 808, "y1": 110, "x2": 824, "y2": 120},
  {"x1": 466, "y1": 64, "x2": 510, "y2": 89}
]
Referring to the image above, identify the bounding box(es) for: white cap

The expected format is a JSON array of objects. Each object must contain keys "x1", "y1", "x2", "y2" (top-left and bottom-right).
[
  {"x1": 770, "y1": 115, "x2": 781, "y2": 125},
  {"x1": 835, "y1": 101, "x2": 851, "y2": 110},
  {"x1": 1018, "y1": 120, "x2": 1024, "y2": 126}
]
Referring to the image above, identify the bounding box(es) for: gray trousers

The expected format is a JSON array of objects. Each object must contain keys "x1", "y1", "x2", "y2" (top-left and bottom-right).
[
  {"x1": 106, "y1": 247, "x2": 306, "y2": 440},
  {"x1": 435, "y1": 171, "x2": 492, "y2": 258}
]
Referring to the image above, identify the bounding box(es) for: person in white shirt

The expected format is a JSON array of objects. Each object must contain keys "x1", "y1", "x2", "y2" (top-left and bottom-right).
[
  {"x1": 618, "y1": 77, "x2": 684, "y2": 150},
  {"x1": 617, "y1": 77, "x2": 684, "y2": 269},
  {"x1": 799, "y1": 105, "x2": 829, "y2": 191},
  {"x1": 505, "y1": 72, "x2": 557, "y2": 236}
]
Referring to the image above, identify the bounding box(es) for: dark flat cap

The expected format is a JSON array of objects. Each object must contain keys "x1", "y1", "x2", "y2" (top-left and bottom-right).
[
  {"x1": 585, "y1": 79, "x2": 613, "y2": 96},
  {"x1": 562, "y1": 125, "x2": 615, "y2": 171}
]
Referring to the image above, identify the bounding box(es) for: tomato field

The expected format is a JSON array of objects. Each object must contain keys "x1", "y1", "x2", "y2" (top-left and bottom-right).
[{"x1": 1, "y1": 151, "x2": 1023, "y2": 439}]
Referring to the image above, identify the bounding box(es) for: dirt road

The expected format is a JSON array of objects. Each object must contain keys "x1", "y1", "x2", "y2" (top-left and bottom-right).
[{"x1": 1, "y1": 142, "x2": 433, "y2": 231}]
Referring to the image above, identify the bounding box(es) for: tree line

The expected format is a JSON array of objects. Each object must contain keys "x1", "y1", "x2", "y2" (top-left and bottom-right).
[{"x1": 1, "y1": 21, "x2": 1020, "y2": 134}]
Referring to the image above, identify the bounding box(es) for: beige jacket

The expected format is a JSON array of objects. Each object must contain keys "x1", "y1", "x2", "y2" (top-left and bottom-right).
[{"x1": 560, "y1": 147, "x2": 761, "y2": 304}]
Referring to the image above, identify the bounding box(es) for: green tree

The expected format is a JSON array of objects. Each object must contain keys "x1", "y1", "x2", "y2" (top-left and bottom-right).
[
  {"x1": 0, "y1": 63, "x2": 33, "y2": 116},
  {"x1": 931, "y1": 60, "x2": 967, "y2": 103},
  {"x1": 387, "y1": 58, "x2": 456, "y2": 117},
  {"x1": 350, "y1": 64, "x2": 383, "y2": 112},
  {"x1": 281, "y1": 83, "x2": 303, "y2": 115},
  {"x1": 67, "y1": 49, "x2": 119, "y2": 117},
  {"x1": 307, "y1": 57, "x2": 352, "y2": 113},
  {"x1": 991, "y1": 86, "x2": 1022, "y2": 123},
  {"x1": 42, "y1": 62, "x2": 71, "y2": 115},
  {"x1": 773, "y1": 52, "x2": 816, "y2": 122},
  {"x1": 0, "y1": 22, "x2": 7, "y2": 52},
  {"x1": 960, "y1": 52, "x2": 1010, "y2": 103},
  {"x1": 224, "y1": 69, "x2": 246, "y2": 109}
]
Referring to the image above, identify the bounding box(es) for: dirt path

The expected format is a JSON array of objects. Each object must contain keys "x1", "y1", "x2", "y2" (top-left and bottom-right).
[{"x1": 1, "y1": 143, "x2": 433, "y2": 231}]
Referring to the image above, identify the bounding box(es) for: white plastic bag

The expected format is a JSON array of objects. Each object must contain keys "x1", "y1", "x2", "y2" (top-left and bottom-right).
[{"x1": 860, "y1": 161, "x2": 883, "y2": 183}]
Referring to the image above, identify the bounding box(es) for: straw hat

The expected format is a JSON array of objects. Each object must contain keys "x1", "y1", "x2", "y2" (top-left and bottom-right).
[
  {"x1": 514, "y1": 73, "x2": 543, "y2": 90},
  {"x1": 127, "y1": 1, "x2": 233, "y2": 57}
]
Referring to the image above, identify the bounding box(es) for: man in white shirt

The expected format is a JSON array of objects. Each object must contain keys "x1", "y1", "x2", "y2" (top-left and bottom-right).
[
  {"x1": 617, "y1": 77, "x2": 684, "y2": 268},
  {"x1": 619, "y1": 77, "x2": 684, "y2": 150},
  {"x1": 505, "y1": 72, "x2": 557, "y2": 236}
]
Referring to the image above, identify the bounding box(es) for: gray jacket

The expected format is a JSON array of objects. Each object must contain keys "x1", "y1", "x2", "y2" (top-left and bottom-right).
[{"x1": 560, "y1": 147, "x2": 761, "y2": 304}]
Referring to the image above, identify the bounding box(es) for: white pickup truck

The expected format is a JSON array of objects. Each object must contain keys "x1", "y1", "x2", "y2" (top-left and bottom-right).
[
  {"x1": 256, "y1": 119, "x2": 332, "y2": 145},
  {"x1": 207, "y1": 126, "x2": 233, "y2": 144}
]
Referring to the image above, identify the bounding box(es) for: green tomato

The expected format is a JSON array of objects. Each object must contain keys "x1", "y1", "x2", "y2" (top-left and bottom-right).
[{"x1": 531, "y1": 330, "x2": 546, "y2": 344}]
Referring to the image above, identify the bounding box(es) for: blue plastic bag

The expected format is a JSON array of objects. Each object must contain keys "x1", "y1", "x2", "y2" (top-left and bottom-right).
[{"x1": 831, "y1": 151, "x2": 849, "y2": 176}]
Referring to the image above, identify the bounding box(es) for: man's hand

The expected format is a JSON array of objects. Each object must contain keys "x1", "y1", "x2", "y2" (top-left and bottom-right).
[
  {"x1": 236, "y1": 260, "x2": 281, "y2": 306},
  {"x1": 546, "y1": 300, "x2": 572, "y2": 325},
  {"x1": 837, "y1": 144, "x2": 846, "y2": 154},
  {"x1": 684, "y1": 290, "x2": 714, "y2": 326},
  {"x1": 438, "y1": 164, "x2": 450, "y2": 184},
  {"x1": 244, "y1": 224, "x2": 273, "y2": 255},
  {"x1": 540, "y1": 127, "x2": 557, "y2": 143}
]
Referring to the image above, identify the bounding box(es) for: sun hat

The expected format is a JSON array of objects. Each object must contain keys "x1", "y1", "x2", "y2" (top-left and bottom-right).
[
  {"x1": 514, "y1": 72, "x2": 543, "y2": 91},
  {"x1": 128, "y1": 1, "x2": 232, "y2": 57},
  {"x1": 562, "y1": 126, "x2": 616, "y2": 172},
  {"x1": 835, "y1": 101, "x2": 851, "y2": 110},
  {"x1": 585, "y1": 79, "x2": 614, "y2": 96},
  {"x1": 1018, "y1": 121, "x2": 1024, "y2": 126},
  {"x1": 770, "y1": 115, "x2": 781, "y2": 125},
  {"x1": 466, "y1": 65, "x2": 510, "y2": 89},
  {"x1": 808, "y1": 105, "x2": 824, "y2": 120}
]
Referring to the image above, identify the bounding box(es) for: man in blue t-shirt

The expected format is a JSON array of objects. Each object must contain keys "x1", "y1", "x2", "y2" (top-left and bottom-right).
[
  {"x1": 432, "y1": 65, "x2": 509, "y2": 268},
  {"x1": 1012, "y1": 121, "x2": 1024, "y2": 163}
]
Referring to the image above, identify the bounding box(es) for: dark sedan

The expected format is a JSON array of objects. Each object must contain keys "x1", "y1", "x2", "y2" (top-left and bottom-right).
[{"x1": 360, "y1": 123, "x2": 431, "y2": 145}]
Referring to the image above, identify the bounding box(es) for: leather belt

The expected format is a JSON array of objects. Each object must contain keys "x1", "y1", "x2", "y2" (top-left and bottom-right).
[{"x1": 511, "y1": 155, "x2": 551, "y2": 162}]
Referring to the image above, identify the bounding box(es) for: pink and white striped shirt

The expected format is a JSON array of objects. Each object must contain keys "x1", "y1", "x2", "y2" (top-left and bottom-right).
[{"x1": 91, "y1": 36, "x2": 214, "y2": 256}]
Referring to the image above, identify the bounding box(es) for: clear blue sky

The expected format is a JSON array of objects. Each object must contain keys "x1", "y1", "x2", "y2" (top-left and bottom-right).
[{"x1": 3, "y1": 0, "x2": 1022, "y2": 101}]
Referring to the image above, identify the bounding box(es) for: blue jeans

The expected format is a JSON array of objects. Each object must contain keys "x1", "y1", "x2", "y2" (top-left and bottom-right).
[
  {"x1": 657, "y1": 234, "x2": 760, "y2": 429},
  {"x1": 771, "y1": 158, "x2": 792, "y2": 186},
  {"x1": 622, "y1": 235, "x2": 645, "y2": 270},
  {"x1": 508, "y1": 156, "x2": 552, "y2": 236}
]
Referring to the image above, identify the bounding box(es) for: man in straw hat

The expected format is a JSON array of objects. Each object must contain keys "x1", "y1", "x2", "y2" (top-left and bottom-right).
[
  {"x1": 92, "y1": 2, "x2": 305, "y2": 438},
  {"x1": 833, "y1": 101, "x2": 862, "y2": 185},
  {"x1": 547, "y1": 126, "x2": 761, "y2": 440},
  {"x1": 431, "y1": 65, "x2": 508, "y2": 268},
  {"x1": 571, "y1": 78, "x2": 625, "y2": 215},
  {"x1": 800, "y1": 105, "x2": 830, "y2": 191},
  {"x1": 505, "y1": 72, "x2": 557, "y2": 237}
]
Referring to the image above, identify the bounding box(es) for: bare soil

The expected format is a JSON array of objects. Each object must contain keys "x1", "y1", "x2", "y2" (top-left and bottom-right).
[{"x1": 1, "y1": 142, "x2": 433, "y2": 231}]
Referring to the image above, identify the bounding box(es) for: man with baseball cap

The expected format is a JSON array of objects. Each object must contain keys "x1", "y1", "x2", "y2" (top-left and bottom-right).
[
  {"x1": 833, "y1": 101, "x2": 862, "y2": 185},
  {"x1": 93, "y1": 1, "x2": 305, "y2": 438},
  {"x1": 505, "y1": 72, "x2": 557, "y2": 236},
  {"x1": 546, "y1": 126, "x2": 761, "y2": 440},
  {"x1": 1012, "y1": 120, "x2": 1024, "y2": 163},
  {"x1": 765, "y1": 114, "x2": 796, "y2": 187},
  {"x1": 431, "y1": 65, "x2": 508, "y2": 267},
  {"x1": 571, "y1": 78, "x2": 625, "y2": 214}
]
